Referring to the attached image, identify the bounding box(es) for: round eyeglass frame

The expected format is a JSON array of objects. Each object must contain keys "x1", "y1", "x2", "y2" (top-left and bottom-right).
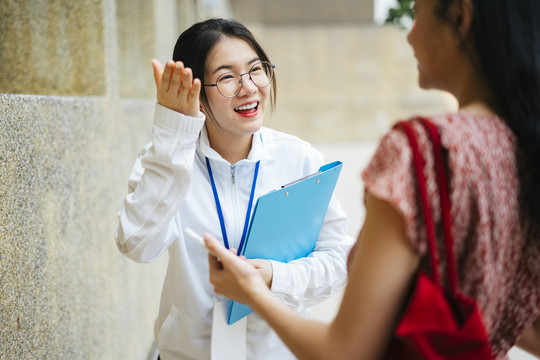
[{"x1": 203, "y1": 61, "x2": 276, "y2": 98}]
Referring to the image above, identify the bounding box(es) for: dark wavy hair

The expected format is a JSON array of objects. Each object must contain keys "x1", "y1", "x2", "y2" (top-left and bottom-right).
[
  {"x1": 436, "y1": 0, "x2": 540, "y2": 225},
  {"x1": 172, "y1": 18, "x2": 277, "y2": 122}
]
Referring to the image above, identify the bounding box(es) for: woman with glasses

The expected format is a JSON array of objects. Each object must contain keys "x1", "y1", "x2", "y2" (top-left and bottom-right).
[{"x1": 115, "y1": 18, "x2": 353, "y2": 360}]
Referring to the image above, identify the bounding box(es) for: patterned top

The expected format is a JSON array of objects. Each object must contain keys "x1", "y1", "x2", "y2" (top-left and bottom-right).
[{"x1": 362, "y1": 111, "x2": 540, "y2": 358}]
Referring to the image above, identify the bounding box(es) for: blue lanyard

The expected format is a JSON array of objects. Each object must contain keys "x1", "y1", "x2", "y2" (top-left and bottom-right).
[{"x1": 205, "y1": 157, "x2": 260, "y2": 254}]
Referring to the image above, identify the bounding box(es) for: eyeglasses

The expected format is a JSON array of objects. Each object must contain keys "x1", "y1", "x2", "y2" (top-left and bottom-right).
[{"x1": 203, "y1": 61, "x2": 275, "y2": 98}]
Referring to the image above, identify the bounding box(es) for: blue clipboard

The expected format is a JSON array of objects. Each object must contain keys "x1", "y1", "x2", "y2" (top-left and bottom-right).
[{"x1": 227, "y1": 161, "x2": 343, "y2": 325}]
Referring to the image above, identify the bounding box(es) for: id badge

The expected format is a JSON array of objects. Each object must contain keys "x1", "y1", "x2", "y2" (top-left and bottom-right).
[{"x1": 211, "y1": 297, "x2": 247, "y2": 360}]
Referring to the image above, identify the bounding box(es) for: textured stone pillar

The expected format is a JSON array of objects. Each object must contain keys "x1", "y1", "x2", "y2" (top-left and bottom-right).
[{"x1": 0, "y1": 0, "x2": 195, "y2": 358}]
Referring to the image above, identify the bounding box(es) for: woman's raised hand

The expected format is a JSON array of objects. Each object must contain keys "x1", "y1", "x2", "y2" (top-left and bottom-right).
[{"x1": 152, "y1": 59, "x2": 201, "y2": 117}]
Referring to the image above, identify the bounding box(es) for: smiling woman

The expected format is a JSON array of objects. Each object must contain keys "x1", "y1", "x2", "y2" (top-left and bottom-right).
[
  {"x1": 114, "y1": 18, "x2": 353, "y2": 360},
  {"x1": 200, "y1": 36, "x2": 272, "y2": 160}
]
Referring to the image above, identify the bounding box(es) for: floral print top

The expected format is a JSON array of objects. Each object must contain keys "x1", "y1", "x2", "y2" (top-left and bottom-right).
[{"x1": 362, "y1": 111, "x2": 540, "y2": 358}]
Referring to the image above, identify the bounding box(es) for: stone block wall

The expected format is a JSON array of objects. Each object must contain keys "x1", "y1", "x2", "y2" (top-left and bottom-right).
[
  {"x1": 0, "y1": 94, "x2": 162, "y2": 359},
  {"x1": 0, "y1": 0, "x2": 106, "y2": 96},
  {"x1": 230, "y1": 0, "x2": 374, "y2": 24},
  {"x1": 248, "y1": 24, "x2": 456, "y2": 143},
  {"x1": 0, "y1": 0, "x2": 187, "y2": 358}
]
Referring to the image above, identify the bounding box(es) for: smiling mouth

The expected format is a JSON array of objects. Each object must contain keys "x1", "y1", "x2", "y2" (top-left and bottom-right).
[{"x1": 234, "y1": 102, "x2": 259, "y2": 114}]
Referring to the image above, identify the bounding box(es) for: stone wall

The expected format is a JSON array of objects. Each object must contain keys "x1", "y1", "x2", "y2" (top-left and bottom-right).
[
  {"x1": 0, "y1": 0, "x2": 106, "y2": 96},
  {"x1": 230, "y1": 0, "x2": 374, "y2": 24},
  {"x1": 248, "y1": 23, "x2": 456, "y2": 142},
  {"x1": 0, "y1": 94, "x2": 162, "y2": 359},
  {"x1": 0, "y1": 0, "x2": 456, "y2": 359},
  {"x1": 0, "y1": 0, "x2": 182, "y2": 358}
]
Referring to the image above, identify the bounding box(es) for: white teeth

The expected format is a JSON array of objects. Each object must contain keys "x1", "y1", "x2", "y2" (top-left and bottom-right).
[{"x1": 235, "y1": 102, "x2": 258, "y2": 111}]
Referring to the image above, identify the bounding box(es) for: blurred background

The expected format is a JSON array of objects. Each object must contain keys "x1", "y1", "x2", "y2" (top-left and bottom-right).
[{"x1": 0, "y1": 0, "x2": 534, "y2": 359}]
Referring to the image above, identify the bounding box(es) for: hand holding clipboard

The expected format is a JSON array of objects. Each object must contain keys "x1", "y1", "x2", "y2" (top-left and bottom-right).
[{"x1": 227, "y1": 161, "x2": 343, "y2": 324}]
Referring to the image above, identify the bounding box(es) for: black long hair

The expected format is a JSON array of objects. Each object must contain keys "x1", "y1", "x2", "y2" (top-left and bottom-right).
[
  {"x1": 171, "y1": 18, "x2": 277, "y2": 121},
  {"x1": 436, "y1": 0, "x2": 540, "y2": 225}
]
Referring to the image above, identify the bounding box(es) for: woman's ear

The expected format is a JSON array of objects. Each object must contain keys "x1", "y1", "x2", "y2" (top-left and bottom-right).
[{"x1": 453, "y1": 0, "x2": 474, "y2": 40}]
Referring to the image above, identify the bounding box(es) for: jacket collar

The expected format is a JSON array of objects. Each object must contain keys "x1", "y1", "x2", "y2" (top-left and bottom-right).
[{"x1": 197, "y1": 125, "x2": 263, "y2": 165}]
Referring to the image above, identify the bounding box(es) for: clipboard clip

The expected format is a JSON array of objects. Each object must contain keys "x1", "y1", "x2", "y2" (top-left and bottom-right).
[{"x1": 281, "y1": 171, "x2": 322, "y2": 188}]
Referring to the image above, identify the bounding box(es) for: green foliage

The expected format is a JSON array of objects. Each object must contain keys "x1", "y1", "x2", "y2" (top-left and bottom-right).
[{"x1": 385, "y1": 0, "x2": 415, "y2": 28}]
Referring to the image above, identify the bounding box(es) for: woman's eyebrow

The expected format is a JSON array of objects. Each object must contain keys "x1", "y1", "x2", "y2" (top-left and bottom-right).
[
  {"x1": 212, "y1": 64, "x2": 233, "y2": 75},
  {"x1": 211, "y1": 58, "x2": 261, "y2": 75}
]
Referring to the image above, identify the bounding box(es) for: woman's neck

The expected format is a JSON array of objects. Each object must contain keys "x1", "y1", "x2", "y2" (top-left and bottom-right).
[
  {"x1": 457, "y1": 87, "x2": 499, "y2": 118},
  {"x1": 206, "y1": 126, "x2": 253, "y2": 164},
  {"x1": 453, "y1": 55, "x2": 499, "y2": 117}
]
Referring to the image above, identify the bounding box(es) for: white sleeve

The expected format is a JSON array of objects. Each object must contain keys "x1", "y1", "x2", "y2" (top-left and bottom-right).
[
  {"x1": 269, "y1": 192, "x2": 355, "y2": 310},
  {"x1": 115, "y1": 103, "x2": 205, "y2": 263}
]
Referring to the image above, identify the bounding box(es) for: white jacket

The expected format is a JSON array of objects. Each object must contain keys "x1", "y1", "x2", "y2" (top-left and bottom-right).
[{"x1": 116, "y1": 104, "x2": 353, "y2": 359}]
